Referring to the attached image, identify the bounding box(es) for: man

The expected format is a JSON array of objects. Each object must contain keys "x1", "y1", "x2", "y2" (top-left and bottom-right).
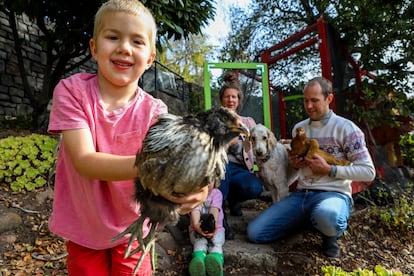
[{"x1": 247, "y1": 77, "x2": 375, "y2": 258}]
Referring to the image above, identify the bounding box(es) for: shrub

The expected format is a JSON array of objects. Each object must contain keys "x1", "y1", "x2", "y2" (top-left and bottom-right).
[
  {"x1": 322, "y1": 265, "x2": 408, "y2": 276},
  {"x1": 400, "y1": 132, "x2": 414, "y2": 167},
  {"x1": 370, "y1": 188, "x2": 414, "y2": 236},
  {"x1": 0, "y1": 134, "x2": 59, "y2": 191}
]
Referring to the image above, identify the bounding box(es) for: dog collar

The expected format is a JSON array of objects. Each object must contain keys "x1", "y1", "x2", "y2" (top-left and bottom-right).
[{"x1": 258, "y1": 154, "x2": 271, "y2": 163}]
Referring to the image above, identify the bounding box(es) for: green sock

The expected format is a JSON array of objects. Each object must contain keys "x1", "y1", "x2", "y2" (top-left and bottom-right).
[
  {"x1": 205, "y1": 252, "x2": 224, "y2": 276},
  {"x1": 189, "y1": 251, "x2": 207, "y2": 276}
]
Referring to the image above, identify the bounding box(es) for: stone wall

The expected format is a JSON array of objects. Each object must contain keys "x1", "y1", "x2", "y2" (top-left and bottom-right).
[
  {"x1": 0, "y1": 10, "x2": 202, "y2": 121},
  {"x1": 0, "y1": 10, "x2": 99, "y2": 119},
  {"x1": 0, "y1": 11, "x2": 41, "y2": 118}
]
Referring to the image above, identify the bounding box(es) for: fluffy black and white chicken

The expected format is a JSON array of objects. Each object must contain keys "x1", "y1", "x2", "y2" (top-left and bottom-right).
[{"x1": 112, "y1": 107, "x2": 249, "y2": 273}]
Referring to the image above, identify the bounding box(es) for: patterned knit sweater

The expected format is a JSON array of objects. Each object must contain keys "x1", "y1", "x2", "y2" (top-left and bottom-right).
[{"x1": 292, "y1": 112, "x2": 375, "y2": 199}]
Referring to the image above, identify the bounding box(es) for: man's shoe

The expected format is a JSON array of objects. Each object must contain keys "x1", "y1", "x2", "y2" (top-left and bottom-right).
[
  {"x1": 322, "y1": 236, "x2": 340, "y2": 258},
  {"x1": 229, "y1": 202, "x2": 243, "y2": 216}
]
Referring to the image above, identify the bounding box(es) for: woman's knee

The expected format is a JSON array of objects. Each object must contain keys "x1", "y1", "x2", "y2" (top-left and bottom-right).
[
  {"x1": 246, "y1": 175, "x2": 264, "y2": 195},
  {"x1": 250, "y1": 182, "x2": 264, "y2": 197},
  {"x1": 246, "y1": 222, "x2": 262, "y2": 243}
]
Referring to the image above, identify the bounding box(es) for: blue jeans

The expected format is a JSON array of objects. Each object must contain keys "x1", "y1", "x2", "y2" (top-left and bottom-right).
[
  {"x1": 219, "y1": 162, "x2": 263, "y2": 205},
  {"x1": 247, "y1": 190, "x2": 352, "y2": 243}
]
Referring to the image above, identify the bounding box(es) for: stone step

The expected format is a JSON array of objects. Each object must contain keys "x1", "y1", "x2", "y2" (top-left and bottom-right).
[
  {"x1": 222, "y1": 208, "x2": 281, "y2": 272},
  {"x1": 156, "y1": 199, "x2": 283, "y2": 274},
  {"x1": 223, "y1": 235, "x2": 279, "y2": 272}
]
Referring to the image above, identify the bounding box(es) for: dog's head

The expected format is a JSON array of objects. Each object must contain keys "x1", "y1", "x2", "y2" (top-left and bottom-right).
[{"x1": 250, "y1": 124, "x2": 277, "y2": 159}]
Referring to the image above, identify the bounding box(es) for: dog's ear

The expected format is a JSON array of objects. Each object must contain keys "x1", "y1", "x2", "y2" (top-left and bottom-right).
[
  {"x1": 267, "y1": 128, "x2": 277, "y2": 149},
  {"x1": 249, "y1": 127, "x2": 255, "y2": 143}
]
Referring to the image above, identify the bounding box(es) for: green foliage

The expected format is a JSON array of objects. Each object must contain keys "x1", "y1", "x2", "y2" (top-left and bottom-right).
[
  {"x1": 370, "y1": 187, "x2": 414, "y2": 235},
  {"x1": 325, "y1": 180, "x2": 413, "y2": 276},
  {"x1": 400, "y1": 132, "x2": 414, "y2": 167},
  {"x1": 142, "y1": 0, "x2": 216, "y2": 46},
  {"x1": 322, "y1": 265, "x2": 408, "y2": 276},
  {"x1": 222, "y1": 0, "x2": 414, "y2": 97},
  {"x1": 343, "y1": 78, "x2": 411, "y2": 130},
  {"x1": 0, "y1": 115, "x2": 33, "y2": 130},
  {"x1": 0, "y1": 134, "x2": 58, "y2": 192},
  {"x1": 187, "y1": 84, "x2": 204, "y2": 114},
  {"x1": 158, "y1": 34, "x2": 215, "y2": 86}
]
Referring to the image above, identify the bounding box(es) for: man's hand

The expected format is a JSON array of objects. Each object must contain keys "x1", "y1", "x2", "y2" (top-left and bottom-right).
[
  {"x1": 288, "y1": 153, "x2": 307, "y2": 169},
  {"x1": 304, "y1": 154, "x2": 331, "y2": 175}
]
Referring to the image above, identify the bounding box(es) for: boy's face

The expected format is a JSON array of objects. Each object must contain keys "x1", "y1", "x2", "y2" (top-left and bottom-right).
[{"x1": 89, "y1": 11, "x2": 155, "y2": 89}]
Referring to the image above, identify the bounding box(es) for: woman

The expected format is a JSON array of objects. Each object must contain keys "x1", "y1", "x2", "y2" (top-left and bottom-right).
[{"x1": 218, "y1": 71, "x2": 264, "y2": 239}]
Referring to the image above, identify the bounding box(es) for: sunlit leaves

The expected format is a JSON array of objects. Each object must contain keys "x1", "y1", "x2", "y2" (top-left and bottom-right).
[
  {"x1": 0, "y1": 134, "x2": 59, "y2": 191},
  {"x1": 222, "y1": 0, "x2": 414, "y2": 97}
]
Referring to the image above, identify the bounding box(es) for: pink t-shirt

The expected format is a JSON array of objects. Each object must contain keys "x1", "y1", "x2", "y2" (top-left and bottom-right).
[{"x1": 48, "y1": 73, "x2": 168, "y2": 249}]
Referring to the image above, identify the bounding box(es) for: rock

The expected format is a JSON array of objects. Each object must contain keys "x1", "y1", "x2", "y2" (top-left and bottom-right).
[
  {"x1": 0, "y1": 233, "x2": 17, "y2": 244},
  {"x1": 0, "y1": 211, "x2": 22, "y2": 233},
  {"x1": 35, "y1": 187, "x2": 54, "y2": 204},
  {"x1": 0, "y1": 210, "x2": 22, "y2": 249}
]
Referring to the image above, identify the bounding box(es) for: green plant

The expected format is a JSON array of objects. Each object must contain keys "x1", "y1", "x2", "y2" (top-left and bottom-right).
[
  {"x1": 344, "y1": 79, "x2": 410, "y2": 129},
  {"x1": 0, "y1": 115, "x2": 33, "y2": 130},
  {"x1": 400, "y1": 132, "x2": 414, "y2": 167},
  {"x1": 0, "y1": 134, "x2": 58, "y2": 191},
  {"x1": 370, "y1": 190, "x2": 414, "y2": 236},
  {"x1": 322, "y1": 265, "x2": 408, "y2": 276}
]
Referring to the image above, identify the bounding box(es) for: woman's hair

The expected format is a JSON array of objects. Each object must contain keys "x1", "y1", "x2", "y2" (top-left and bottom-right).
[
  {"x1": 92, "y1": 0, "x2": 157, "y2": 54},
  {"x1": 304, "y1": 77, "x2": 333, "y2": 99},
  {"x1": 219, "y1": 71, "x2": 244, "y2": 112}
]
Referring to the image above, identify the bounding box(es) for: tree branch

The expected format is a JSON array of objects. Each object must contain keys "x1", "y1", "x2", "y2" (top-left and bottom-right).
[{"x1": 7, "y1": 10, "x2": 36, "y2": 102}]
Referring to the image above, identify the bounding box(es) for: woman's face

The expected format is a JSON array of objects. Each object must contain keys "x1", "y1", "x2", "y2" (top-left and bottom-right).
[{"x1": 220, "y1": 88, "x2": 240, "y2": 112}]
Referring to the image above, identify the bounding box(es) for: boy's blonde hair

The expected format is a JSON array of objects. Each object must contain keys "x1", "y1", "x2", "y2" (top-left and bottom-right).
[{"x1": 93, "y1": 0, "x2": 157, "y2": 54}]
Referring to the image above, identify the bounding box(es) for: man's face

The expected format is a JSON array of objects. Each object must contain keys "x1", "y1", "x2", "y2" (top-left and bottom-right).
[{"x1": 303, "y1": 82, "x2": 333, "y2": 121}]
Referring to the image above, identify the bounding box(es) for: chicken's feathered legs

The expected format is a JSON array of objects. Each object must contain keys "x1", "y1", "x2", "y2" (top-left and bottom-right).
[
  {"x1": 112, "y1": 178, "x2": 179, "y2": 273},
  {"x1": 112, "y1": 214, "x2": 157, "y2": 273}
]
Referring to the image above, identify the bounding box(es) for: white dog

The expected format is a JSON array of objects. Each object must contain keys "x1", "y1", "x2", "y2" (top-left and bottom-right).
[{"x1": 250, "y1": 124, "x2": 297, "y2": 202}]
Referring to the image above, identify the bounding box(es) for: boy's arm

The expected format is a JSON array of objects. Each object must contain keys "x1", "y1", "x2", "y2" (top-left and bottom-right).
[{"x1": 62, "y1": 129, "x2": 137, "y2": 181}]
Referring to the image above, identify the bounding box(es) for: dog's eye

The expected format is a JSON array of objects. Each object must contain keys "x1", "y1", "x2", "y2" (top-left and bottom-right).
[{"x1": 263, "y1": 137, "x2": 267, "y2": 141}]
